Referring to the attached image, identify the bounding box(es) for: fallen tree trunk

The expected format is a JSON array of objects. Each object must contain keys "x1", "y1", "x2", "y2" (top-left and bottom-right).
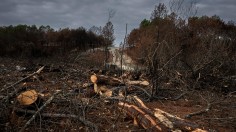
[
  {"x1": 126, "y1": 80, "x2": 149, "y2": 86},
  {"x1": 118, "y1": 96, "x2": 207, "y2": 132},
  {"x1": 118, "y1": 102, "x2": 164, "y2": 132},
  {"x1": 92, "y1": 75, "x2": 149, "y2": 86},
  {"x1": 94, "y1": 75, "x2": 122, "y2": 86},
  {"x1": 133, "y1": 96, "x2": 200, "y2": 131},
  {"x1": 90, "y1": 75, "x2": 150, "y2": 97},
  {"x1": 154, "y1": 109, "x2": 201, "y2": 131},
  {"x1": 15, "y1": 108, "x2": 98, "y2": 132}
]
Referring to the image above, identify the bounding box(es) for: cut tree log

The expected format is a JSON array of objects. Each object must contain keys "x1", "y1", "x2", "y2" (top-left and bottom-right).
[
  {"x1": 90, "y1": 74, "x2": 98, "y2": 83},
  {"x1": 126, "y1": 80, "x2": 149, "y2": 86},
  {"x1": 90, "y1": 75, "x2": 149, "y2": 86},
  {"x1": 19, "y1": 90, "x2": 61, "y2": 132},
  {"x1": 154, "y1": 109, "x2": 201, "y2": 131},
  {"x1": 17, "y1": 89, "x2": 38, "y2": 105},
  {"x1": 119, "y1": 96, "x2": 207, "y2": 132},
  {"x1": 89, "y1": 74, "x2": 150, "y2": 96},
  {"x1": 2, "y1": 66, "x2": 45, "y2": 103},
  {"x1": 90, "y1": 74, "x2": 100, "y2": 93},
  {"x1": 133, "y1": 96, "x2": 204, "y2": 131},
  {"x1": 118, "y1": 102, "x2": 164, "y2": 132},
  {"x1": 92, "y1": 75, "x2": 122, "y2": 86},
  {"x1": 133, "y1": 96, "x2": 184, "y2": 130}
]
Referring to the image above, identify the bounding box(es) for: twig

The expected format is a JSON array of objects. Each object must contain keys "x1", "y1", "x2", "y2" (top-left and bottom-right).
[
  {"x1": 171, "y1": 92, "x2": 187, "y2": 101},
  {"x1": 152, "y1": 92, "x2": 187, "y2": 101},
  {"x1": 196, "y1": 117, "x2": 236, "y2": 122},
  {"x1": 185, "y1": 102, "x2": 211, "y2": 119},
  {"x1": 131, "y1": 86, "x2": 152, "y2": 98},
  {"x1": 1, "y1": 66, "x2": 45, "y2": 93},
  {"x1": 161, "y1": 49, "x2": 183, "y2": 69},
  {"x1": 15, "y1": 108, "x2": 98, "y2": 132},
  {"x1": 2, "y1": 66, "x2": 45, "y2": 103},
  {"x1": 19, "y1": 89, "x2": 60, "y2": 132}
]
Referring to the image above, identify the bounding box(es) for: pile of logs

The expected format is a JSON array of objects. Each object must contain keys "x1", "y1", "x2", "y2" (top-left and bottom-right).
[
  {"x1": 89, "y1": 74, "x2": 206, "y2": 131},
  {"x1": 118, "y1": 96, "x2": 207, "y2": 132},
  {"x1": 89, "y1": 74, "x2": 150, "y2": 97}
]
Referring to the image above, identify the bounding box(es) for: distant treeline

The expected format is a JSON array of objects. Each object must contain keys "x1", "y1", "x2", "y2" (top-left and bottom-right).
[
  {"x1": 127, "y1": 3, "x2": 236, "y2": 79},
  {"x1": 0, "y1": 25, "x2": 107, "y2": 57}
]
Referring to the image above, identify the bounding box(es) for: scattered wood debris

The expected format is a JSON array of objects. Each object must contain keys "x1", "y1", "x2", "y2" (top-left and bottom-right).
[
  {"x1": 0, "y1": 60, "x2": 235, "y2": 131},
  {"x1": 118, "y1": 96, "x2": 207, "y2": 132}
]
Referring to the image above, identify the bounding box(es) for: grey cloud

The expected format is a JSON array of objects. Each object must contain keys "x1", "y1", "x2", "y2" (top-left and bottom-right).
[
  {"x1": 197, "y1": 0, "x2": 236, "y2": 22},
  {"x1": 0, "y1": 0, "x2": 235, "y2": 45}
]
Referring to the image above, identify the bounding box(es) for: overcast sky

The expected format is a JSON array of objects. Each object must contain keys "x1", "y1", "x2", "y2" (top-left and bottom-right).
[{"x1": 0, "y1": 0, "x2": 236, "y2": 45}]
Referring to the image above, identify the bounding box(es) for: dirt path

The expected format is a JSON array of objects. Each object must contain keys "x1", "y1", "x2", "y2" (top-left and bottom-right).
[
  {"x1": 85, "y1": 47, "x2": 143, "y2": 71},
  {"x1": 109, "y1": 47, "x2": 143, "y2": 71}
]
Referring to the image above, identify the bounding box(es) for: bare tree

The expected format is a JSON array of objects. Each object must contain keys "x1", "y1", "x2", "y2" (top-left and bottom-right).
[
  {"x1": 107, "y1": 9, "x2": 116, "y2": 22},
  {"x1": 103, "y1": 9, "x2": 116, "y2": 69},
  {"x1": 120, "y1": 24, "x2": 128, "y2": 75},
  {"x1": 169, "y1": 0, "x2": 198, "y2": 20},
  {"x1": 89, "y1": 26, "x2": 102, "y2": 36},
  {"x1": 151, "y1": 3, "x2": 168, "y2": 20}
]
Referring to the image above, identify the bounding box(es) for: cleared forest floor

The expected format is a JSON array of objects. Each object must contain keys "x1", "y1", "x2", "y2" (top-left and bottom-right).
[{"x1": 0, "y1": 53, "x2": 235, "y2": 131}]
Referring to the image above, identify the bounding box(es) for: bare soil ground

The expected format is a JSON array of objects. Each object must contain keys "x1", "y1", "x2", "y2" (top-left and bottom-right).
[{"x1": 0, "y1": 52, "x2": 235, "y2": 132}]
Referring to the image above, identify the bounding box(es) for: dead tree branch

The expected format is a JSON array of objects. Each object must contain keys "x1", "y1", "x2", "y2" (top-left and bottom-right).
[
  {"x1": 118, "y1": 102, "x2": 164, "y2": 131},
  {"x1": 15, "y1": 108, "x2": 98, "y2": 132},
  {"x1": 185, "y1": 93, "x2": 212, "y2": 119},
  {"x1": 1, "y1": 66, "x2": 44, "y2": 93},
  {"x1": 185, "y1": 102, "x2": 211, "y2": 119},
  {"x1": 120, "y1": 95, "x2": 205, "y2": 131},
  {"x1": 2, "y1": 66, "x2": 45, "y2": 103},
  {"x1": 19, "y1": 89, "x2": 60, "y2": 132}
]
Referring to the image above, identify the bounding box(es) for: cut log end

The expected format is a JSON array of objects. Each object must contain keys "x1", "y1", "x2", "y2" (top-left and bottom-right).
[
  {"x1": 17, "y1": 90, "x2": 38, "y2": 105},
  {"x1": 90, "y1": 75, "x2": 98, "y2": 83}
]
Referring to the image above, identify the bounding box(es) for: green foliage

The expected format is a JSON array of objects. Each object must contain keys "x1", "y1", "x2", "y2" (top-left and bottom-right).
[{"x1": 140, "y1": 19, "x2": 151, "y2": 28}]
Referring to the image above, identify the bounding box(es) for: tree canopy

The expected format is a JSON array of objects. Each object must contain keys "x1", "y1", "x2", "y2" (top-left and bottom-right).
[{"x1": 0, "y1": 25, "x2": 107, "y2": 57}]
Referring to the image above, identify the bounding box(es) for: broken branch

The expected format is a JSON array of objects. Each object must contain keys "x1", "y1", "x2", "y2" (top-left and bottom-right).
[
  {"x1": 15, "y1": 108, "x2": 98, "y2": 132},
  {"x1": 118, "y1": 102, "x2": 164, "y2": 131},
  {"x1": 19, "y1": 89, "x2": 60, "y2": 132},
  {"x1": 1, "y1": 66, "x2": 44, "y2": 93}
]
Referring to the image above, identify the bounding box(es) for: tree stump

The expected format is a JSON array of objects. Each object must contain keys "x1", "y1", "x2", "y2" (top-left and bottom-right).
[{"x1": 17, "y1": 90, "x2": 38, "y2": 105}]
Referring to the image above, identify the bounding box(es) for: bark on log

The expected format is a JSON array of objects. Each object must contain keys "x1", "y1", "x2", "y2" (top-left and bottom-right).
[
  {"x1": 133, "y1": 96, "x2": 202, "y2": 131},
  {"x1": 119, "y1": 96, "x2": 207, "y2": 131},
  {"x1": 118, "y1": 102, "x2": 165, "y2": 132},
  {"x1": 133, "y1": 96, "x2": 180, "y2": 130},
  {"x1": 93, "y1": 75, "x2": 122, "y2": 86},
  {"x1": 126, "y1": 80, "x2": 149, "y2": 86},
  {"x1": 91, "y1": 75, "x2": 149, "y2": 86},
  {"x1": 154, "y1": 108, "x2": 200, "y2": 131}
]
